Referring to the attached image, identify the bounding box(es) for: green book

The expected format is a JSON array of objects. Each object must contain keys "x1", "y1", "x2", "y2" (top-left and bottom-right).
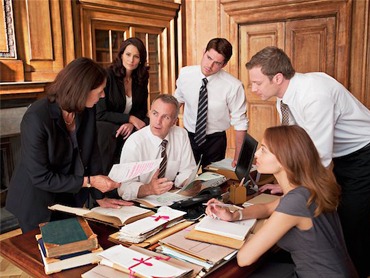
[{"x1": 39, "y1": 217, "x2": 98, "y2": 258}]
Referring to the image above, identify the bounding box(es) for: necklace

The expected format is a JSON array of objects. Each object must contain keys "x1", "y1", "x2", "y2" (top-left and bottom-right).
[{"x1": 63, "y1": 112, "x2": 75, "y2": 126}]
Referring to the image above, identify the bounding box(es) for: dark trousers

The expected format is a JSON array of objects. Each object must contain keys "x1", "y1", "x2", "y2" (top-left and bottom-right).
[
  {"x1": 187, "y1": 131, "x2": 227, "y2": 170},
  {"x1": 96, "y1": 121, "x2": 124, "y2": 175},
  {"x1": 333, "y1": 142, "x2": 370, "y2": 278}
]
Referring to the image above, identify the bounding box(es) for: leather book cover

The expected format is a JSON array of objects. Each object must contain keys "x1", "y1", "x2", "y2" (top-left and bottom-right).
[{"x1": 39, "y1": 216, "x2": 98, "y2": 258}]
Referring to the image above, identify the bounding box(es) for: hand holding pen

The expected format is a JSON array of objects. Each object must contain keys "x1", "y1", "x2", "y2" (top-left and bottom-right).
[{"x1": 204, "y1": 198, "x2": 235, "y2": 222}]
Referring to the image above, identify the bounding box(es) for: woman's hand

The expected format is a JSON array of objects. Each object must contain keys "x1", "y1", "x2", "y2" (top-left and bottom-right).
[
  {"x1": 258, "y1": 183, "x2": 283, "y2": 195},
  {"x1": 205, "y1": 198, "x2": 234, "y2": 221},
  {"x1": 96, "y1": 197, "x2": 133, "y2": 209},
  {"x1": 90, "y1": 176, "x2": 120, "y2": 193},
  {"x1": 116, "y1": 123, "x2": 134, "y2": 139},
  {"x1": 129, "y1": 115, "x2": 146, "y2": 130}
]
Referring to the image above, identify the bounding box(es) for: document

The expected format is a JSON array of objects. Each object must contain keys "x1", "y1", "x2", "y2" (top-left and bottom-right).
[
  {"x1": 194, "y1": 216, "x2": 256, "y2": 241},
  {"x1": 98, "y1": 245, "x2": 191, "y2": 278},
  {"x1": 108, "y1": 158, "x2": 162, "y2": 183}
]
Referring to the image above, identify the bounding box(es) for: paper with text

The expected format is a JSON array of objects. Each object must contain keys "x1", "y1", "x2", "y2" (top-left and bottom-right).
[
  {"x1": 99, "y1": 245, "x2": 189, "y2": 278},
  {"x1": 108, "y1": 158, "x2": 162, "y2": 183}
]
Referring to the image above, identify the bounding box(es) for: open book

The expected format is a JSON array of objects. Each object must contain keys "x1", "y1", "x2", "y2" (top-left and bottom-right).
[
  {"x1": 136, "y1": 171, "x2": 227, "y2": 208},
  {"x1": 48, "y1": 204, "x2": 154, "y2": 227}
]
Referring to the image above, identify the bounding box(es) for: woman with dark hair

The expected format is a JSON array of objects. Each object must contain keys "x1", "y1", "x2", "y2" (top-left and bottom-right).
[
  {"x1": 96, "y1": 37, "x2": 150, "y2": 174},
  {"x1": 6, "y1": 57, "x2": 131, "y2": 233},
  {"x1": 205, "y1": 125, "x2": 358, "y2": 277}
]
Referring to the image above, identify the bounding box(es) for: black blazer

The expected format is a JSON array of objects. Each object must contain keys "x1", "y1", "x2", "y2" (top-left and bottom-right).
[
  {"x1": 96, "y1": 68, "x2": 149, "y2": 124},
  {"x1": 6, "y1": 98, "x2": 103, "y2": 232}
]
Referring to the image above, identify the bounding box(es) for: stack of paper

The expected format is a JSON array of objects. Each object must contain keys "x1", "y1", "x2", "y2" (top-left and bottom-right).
[
  {"x1": 186, "y1": 216, "x2": 257, "y2": 249},
  {"x1": 118, "y1": 206, "x2": 186, "y2": 243},
  {"x1": 158, "y1": 224, "x2": 237, "y2": 272},
  {"x1": 83, "y1": 245, "x2": 202, "y2": 278},
  {"x1": 97, "y1": 245, "x2": 193, "y2": 278}
]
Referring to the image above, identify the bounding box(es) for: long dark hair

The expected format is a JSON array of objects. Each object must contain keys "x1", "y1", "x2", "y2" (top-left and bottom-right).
[
  {"x1": 263, "y1": 125, "x2": 340, "y2": 216},
  {"x1": 110, "y1": 37, "x2": 150, "y2": 87},
  {"x1": 47, "y1": 57, "x2": 107, "y2": 112}
]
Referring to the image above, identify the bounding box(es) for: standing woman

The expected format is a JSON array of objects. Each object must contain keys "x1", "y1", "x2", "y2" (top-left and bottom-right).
[
  {"x1": 96, "y1": 37, "x2": 150, "y2": 174},
  {"x1": 6, "y1": 57, "x2": 131, "y2": 234},
  {"x1": 206, "y1": 125, "x2": 358, "y2": 277}
]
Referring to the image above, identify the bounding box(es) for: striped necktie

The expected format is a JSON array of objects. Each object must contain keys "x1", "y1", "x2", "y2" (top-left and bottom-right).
[
  {"x1": 158, "y1": 139, "x2": 168, "y2": 178},
  {"x1": 194, "y1": 78, "x2": 208, "y2": 146},
  {"x1": 280, "y1": 100, "x2": 290, "y2": 125}
]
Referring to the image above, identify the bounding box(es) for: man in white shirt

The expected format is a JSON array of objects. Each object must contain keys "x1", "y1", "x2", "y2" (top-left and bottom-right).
[
  {"x1": 118, "y1": 94, "x2": 197, "y2": 200},
  {"x1": 246, "y1": 46, "x2": 370, "y2": 278},
  {"x1": 174, "y1": 38, "x2": 248, "y2": 169}
]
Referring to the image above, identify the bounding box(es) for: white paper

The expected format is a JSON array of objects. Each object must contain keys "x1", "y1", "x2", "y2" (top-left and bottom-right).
[
  {"x1": 195, "y1": 215, "x2": 256, "y2": 241},
  {"x1": 208, "y1": 158, "x2": 235, "y2": 171},
  {"x1": 137, "y1": 191, "x2": 189, "y2": 207},
  {"x1": 119, "y1": 207, "x2": 186, "y2": 236},
  {"x1": 108, "y1": 158, "x2": 162, "y2": 183},
  {"x1": 99, "y1": 245, "x2": 188, "y2": 278}
]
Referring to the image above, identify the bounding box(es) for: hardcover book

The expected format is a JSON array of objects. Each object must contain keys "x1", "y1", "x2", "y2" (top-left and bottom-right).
[
  {"x1": 35, "y1": 234, "x2": 102, "y2": 275},
  {"x1": 185, "y1": 216, "x2": 257, "y2": 249},
  {"x1": 39, "y1": 217, "x2": 98, "y2": 258}
]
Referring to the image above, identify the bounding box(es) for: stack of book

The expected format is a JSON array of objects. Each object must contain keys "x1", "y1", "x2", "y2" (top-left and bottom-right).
[
  {"x1": 158, "y1": 224, "x2": 237, "y2": 275},
  {"x1": 35, "y1": 217, "x2": 103, "y2": 274},
  {"x1": 118, "y1": 206, "x2": 187, "y2": 243},
  {"x1": 82, "y1": 244, "x2": 200, "y2": 278},
  {"x1": 186, "y1": 215, "x2": 257, "y2": 249}
]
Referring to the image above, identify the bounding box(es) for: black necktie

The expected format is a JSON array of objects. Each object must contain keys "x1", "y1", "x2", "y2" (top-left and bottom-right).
[
  {"x1": 280, "y1": 100, "x2": 290, "y2": 125},
  {"x1": 158, "y1": 139, "x2": 168, "y2": 178},
  {"x1": 194, "y1": 78, "x2": 208, "y2": 146}
]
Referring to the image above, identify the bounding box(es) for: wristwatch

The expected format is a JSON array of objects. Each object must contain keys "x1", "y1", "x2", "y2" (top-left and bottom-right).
[{"x1": 86, "y1": 176, "x2": 92, "y2": 188}]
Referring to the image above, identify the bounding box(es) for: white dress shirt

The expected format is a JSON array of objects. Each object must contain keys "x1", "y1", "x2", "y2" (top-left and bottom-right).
[
  {"x1": 279, "y1": 72, "x2": 370, "y2": 166},
  {"x1": 174, "y1": 65, "x2": 248, "y2": 133},
  {"x1": 117, "y1": 125, "x2": 197, "y2": 200}
]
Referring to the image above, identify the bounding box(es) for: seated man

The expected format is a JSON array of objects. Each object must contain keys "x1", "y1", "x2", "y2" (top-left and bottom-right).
[{"x1": 118, "y1": 94, "x2": 197, "y2": 200}]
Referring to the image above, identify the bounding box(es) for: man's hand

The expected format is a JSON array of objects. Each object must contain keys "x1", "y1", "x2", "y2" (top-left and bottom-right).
[
  {"x1": 90, "y1": 176, "x2": 120, "y2": 193},
  {"x1": 258, "y1": 183, "x2": 283, "y2": 195},
  {"x1": 96, "y1": 197, "x2": 134, "y2": 208},
  {"x1": 138, "y1": 169, "x2": 173, "y2": 197}
]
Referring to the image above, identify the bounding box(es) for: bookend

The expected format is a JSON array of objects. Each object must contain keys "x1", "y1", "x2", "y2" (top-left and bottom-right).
[{"x1": 170, "y1": 187, "x2": 222, "y2": 220}]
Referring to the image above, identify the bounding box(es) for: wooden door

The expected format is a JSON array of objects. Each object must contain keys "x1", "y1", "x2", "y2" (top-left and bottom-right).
[{"x1": 239, "y1": 17, "x2": 337, "y2": 143}]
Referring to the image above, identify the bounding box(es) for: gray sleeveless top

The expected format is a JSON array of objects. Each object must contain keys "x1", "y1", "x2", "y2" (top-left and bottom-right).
[{"x1": 275, "y1": 187, "x2": 358, "y2": 278}]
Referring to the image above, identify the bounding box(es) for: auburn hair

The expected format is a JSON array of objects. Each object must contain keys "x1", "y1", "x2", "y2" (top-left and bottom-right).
[{"x1": 263, "y1": 125, "x2": 340, "y2": 216}]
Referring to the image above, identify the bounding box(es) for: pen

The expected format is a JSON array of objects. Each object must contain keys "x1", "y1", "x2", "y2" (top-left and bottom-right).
[
  {"x1": 202, "y1": 203, "x2": 236, "y2": 208},
  {"x1": 238, "y1": 177, "x2": 245, "y2": 187}
]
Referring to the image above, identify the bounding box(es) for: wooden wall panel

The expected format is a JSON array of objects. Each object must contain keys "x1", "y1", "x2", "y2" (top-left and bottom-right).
[
  {"x1": 285, "y1": 17, "x2": 336, "y2": 75},
  {"x1": 26, "y1": 0, "x2": 53, "y2": 60},
  {"x1": 239, "y1": 23, "x2": 284, "y2": 142},
  {"x1": 7, "y1": 0, "x2": 75, "y2": 82},
  {"x1": 0, "y1": 0, "x2": 6, "y2": 52}
]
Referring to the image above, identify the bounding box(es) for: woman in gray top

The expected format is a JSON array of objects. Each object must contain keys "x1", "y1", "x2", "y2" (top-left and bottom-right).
[{"x1": 205, "y1": 125, "x2": 357, "y2": 277}]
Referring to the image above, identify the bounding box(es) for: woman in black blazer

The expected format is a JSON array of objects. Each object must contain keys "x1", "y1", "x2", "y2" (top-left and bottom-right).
[
  {"x1": 96, "y1": 37, "x2": 150, "y2": 174},
  {"x1": 6, "y1": 57, "x2": 131, "y2": 233}
]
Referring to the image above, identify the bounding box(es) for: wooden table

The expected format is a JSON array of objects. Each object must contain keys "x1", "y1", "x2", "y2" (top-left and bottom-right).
[{"x1": 0, "y1": 219, "x2": 275, "y2": 277}]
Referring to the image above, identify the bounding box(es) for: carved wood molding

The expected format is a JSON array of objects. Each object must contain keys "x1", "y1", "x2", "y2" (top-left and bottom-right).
[{"x1": 219, "y1": 0, "x2": 352, "y2": 86}]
